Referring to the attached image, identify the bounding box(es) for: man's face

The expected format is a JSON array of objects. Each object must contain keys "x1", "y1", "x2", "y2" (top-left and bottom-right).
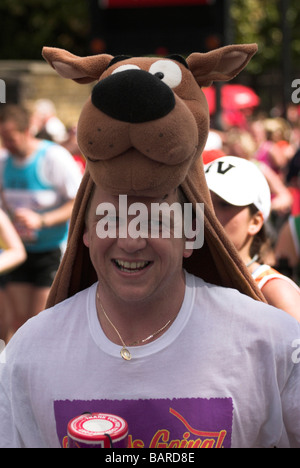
[
  {"x1": 83, "y1": 186, "x2": 193, "y2": 306},
  {"x1": 0, "y1": 120, "x2": 28, "y2": 156}
]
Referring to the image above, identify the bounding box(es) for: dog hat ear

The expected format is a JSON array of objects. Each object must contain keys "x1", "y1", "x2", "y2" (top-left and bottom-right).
[
  {"x1": 42, "y1": 47, "x2": 113, "y2": 84},
  {"x1": 187, "y1": 44, "x2": 258, "y2": 87}
]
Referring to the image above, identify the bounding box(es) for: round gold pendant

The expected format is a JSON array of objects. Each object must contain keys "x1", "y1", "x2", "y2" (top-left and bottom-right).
[{"x1": 120, "y1": 347, "x2": 132, "y2": 361}]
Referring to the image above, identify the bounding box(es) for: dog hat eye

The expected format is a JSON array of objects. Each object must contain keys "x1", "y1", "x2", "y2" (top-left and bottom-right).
[
  {"x1": 149, "y1": 60, "x2": 182, "y2": 89},
  {"x1": 112, "y1": 64, "x2": 141, "y2": 74}
]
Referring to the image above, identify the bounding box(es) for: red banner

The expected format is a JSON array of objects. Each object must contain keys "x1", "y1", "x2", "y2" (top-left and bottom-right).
[{"x1": 100, "y1": 0, "x2": 213, "y2": 8}]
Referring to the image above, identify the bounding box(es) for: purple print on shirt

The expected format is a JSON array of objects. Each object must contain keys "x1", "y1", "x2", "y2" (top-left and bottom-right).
[{"x1": 55, "y1": 397, "x2": 233, "y2": 448}]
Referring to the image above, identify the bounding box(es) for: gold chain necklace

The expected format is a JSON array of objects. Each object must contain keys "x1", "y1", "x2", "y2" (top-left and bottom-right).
[{"x1": 96, "y1": 292, "x2": 177, "y2": 361}]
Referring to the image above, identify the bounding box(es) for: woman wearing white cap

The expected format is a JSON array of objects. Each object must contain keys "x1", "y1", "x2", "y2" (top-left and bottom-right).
[{"x1": 205, "y1": 155, "x2": 300, "y2": 322}]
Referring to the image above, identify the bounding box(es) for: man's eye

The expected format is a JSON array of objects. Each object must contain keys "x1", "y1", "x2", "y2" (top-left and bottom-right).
[
  {"x1": 150, "y1": 218, "x2": 162, "y2": 226},
  {"x1": 108, "y1": 216, "x2": 119, "y2": 224},
  {"x1": 96, "y1": 215, "x2": 120, "y2": 226},
  {"x1": 149, "y1": 218, "x2": 163, "y2": 230}
]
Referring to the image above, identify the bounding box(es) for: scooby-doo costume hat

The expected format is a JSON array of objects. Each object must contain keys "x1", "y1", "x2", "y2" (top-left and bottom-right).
[{"x1": 42, "y1": 44, "x2": 265, "y2": 306}]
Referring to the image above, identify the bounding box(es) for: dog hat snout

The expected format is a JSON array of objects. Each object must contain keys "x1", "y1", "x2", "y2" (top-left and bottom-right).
[{"x1": 91, "y1": 69, "x2": 176, "y2": 123}]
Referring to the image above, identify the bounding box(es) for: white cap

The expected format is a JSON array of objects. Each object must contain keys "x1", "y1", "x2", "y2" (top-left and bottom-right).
[{"x1": 204, "y1": 156, "x2": 271, "y2": 220}]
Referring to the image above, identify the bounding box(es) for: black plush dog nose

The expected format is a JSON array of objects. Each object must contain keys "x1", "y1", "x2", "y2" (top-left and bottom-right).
[{"x1": 92, "y1": 69, "x2": 175, "y2": 123}]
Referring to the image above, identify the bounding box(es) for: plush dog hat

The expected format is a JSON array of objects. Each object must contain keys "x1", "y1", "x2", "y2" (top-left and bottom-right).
[{"x1": 42, "y1": 44, "x2": 265, "y2": 306}]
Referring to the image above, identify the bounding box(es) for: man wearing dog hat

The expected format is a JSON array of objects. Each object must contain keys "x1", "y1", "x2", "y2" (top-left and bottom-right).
[{"x1": 0, "y1": 44, "x2": 299, "y2": 448}]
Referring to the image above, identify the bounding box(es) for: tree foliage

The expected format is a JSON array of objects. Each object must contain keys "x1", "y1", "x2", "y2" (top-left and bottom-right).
[
  {"x1": 0, "y1": 0, "x2": 90, "y2": 60},
  {"x1": 0, "y1": 0, "x2": 299, "y2": 77},
  {"x1": 231, "y1": 0, "x2": 300, "y2": 74}
]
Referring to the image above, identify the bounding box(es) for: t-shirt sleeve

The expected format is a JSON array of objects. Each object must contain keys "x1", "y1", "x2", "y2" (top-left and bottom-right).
[{"x1": 39, "y1": 145, "x2": 83, "y2": 201}]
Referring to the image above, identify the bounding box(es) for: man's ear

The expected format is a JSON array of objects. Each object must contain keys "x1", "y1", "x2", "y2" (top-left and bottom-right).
[
  {"x1": 183, "y1": 245, "x2": 194, "y2": 259},
  {"x1": 83, "y1": 226, "x2": 90, "y2": 248},
  {"x1": 187, "y1": 44, "x2": 258, "y2": 87}
]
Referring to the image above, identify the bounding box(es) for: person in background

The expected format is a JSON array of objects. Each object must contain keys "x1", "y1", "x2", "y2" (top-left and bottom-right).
[
  {"x1": 0, "y1": 208, "x2": 26, "y2": 275},
  {"x1": 0, "y1": 104, "x2": 82, "y2": 334},
  {"x1": 275, "y1": 215, "x2": 300, "y2": 285},
  {"x1": 205, "y1": 155, "x2": 300, "y2": 321},
  {"x1": 30, "y1": 99, "x2": 68, "y2": 144},
  {"x1": 0, "y1": 208, "x2": 27, "y2": 342},
  {"x1": 286, "y1": 147, "x2": 300, "y2": 216},
  {"x1": 201, "y1": 130, "x2": 226, "y2": 165},
  {"x1": 253, "y1": 118, "x2": 294, "y2": 180},
  {"x1": 62, "y1": 125, "x2": 86, "y2": 175}
]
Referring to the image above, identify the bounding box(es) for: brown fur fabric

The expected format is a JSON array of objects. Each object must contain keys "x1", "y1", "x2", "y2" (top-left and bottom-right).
[{"x1": 42, "y1": 44, "x2": 265, "y2": 307}]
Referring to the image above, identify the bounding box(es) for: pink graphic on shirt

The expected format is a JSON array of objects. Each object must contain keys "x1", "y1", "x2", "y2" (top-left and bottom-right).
[{"x1": 54, "y1": 397, "x2": 233, "y2": 448}]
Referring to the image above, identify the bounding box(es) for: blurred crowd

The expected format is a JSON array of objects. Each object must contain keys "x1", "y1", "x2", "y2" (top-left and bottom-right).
[
  {"x1": 0, "y1": 97, "x2": 300, "y2": 343},
  {"x1": 203, "y1": 103, "x2": 300, "y2": 280},
  {"x1": 0, "y1": 100, "x2": 85, "y2": 343}
]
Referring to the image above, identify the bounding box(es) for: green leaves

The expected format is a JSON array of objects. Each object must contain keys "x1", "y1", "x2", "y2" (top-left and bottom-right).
[
  {"x1": 1, "y1": 0, "x2": 300, "y2": 74},
  {"x1": 231, "y1": 0, "x2": 300, "y2": 73},
  {"x1": 0, "y1": 0, "x2": 89, "y2": 59}
]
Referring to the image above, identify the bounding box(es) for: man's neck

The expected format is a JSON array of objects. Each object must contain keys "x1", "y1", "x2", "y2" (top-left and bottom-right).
[
  {"x1": 13, "y1": 137, "x2": 40, "y2": 160},
  {"x1": 96, "y1": 271, "x2": 186, "y2": 347}
]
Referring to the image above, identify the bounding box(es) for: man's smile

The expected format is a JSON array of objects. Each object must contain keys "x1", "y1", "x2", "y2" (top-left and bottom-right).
[{"x1": 112, "y1": 259, "x2": 152, "y2": 273}]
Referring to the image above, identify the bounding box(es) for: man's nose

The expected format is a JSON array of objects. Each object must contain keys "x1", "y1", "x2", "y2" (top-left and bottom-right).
[{"x1": 117, "y1": 233, "x2": 147, "y2": 253}]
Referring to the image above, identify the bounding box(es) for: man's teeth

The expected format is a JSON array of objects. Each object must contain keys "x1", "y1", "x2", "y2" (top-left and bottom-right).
[{"x1": 114, "y1": 260, "x2": 150, "y2": 272}]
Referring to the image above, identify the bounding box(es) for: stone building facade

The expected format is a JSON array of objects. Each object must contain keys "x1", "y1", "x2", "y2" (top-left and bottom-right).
[{"x1": 0, "y1": 60, "x2": 93, "y2": 128}]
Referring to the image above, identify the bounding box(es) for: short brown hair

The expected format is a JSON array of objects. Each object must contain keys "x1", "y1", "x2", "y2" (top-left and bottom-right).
[{"x1": 0, "y1": 104, "x2": 31, "y2": 132}]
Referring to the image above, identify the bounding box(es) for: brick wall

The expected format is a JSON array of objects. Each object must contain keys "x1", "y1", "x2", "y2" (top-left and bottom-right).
[{"x1": 0, "y1": 60, "x2": 93, "y2": 128}]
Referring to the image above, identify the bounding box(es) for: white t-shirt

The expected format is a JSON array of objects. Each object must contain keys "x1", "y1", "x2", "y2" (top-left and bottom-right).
[{"x1": 0, "y1": 272, "x2": 300, "y2": 448}]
